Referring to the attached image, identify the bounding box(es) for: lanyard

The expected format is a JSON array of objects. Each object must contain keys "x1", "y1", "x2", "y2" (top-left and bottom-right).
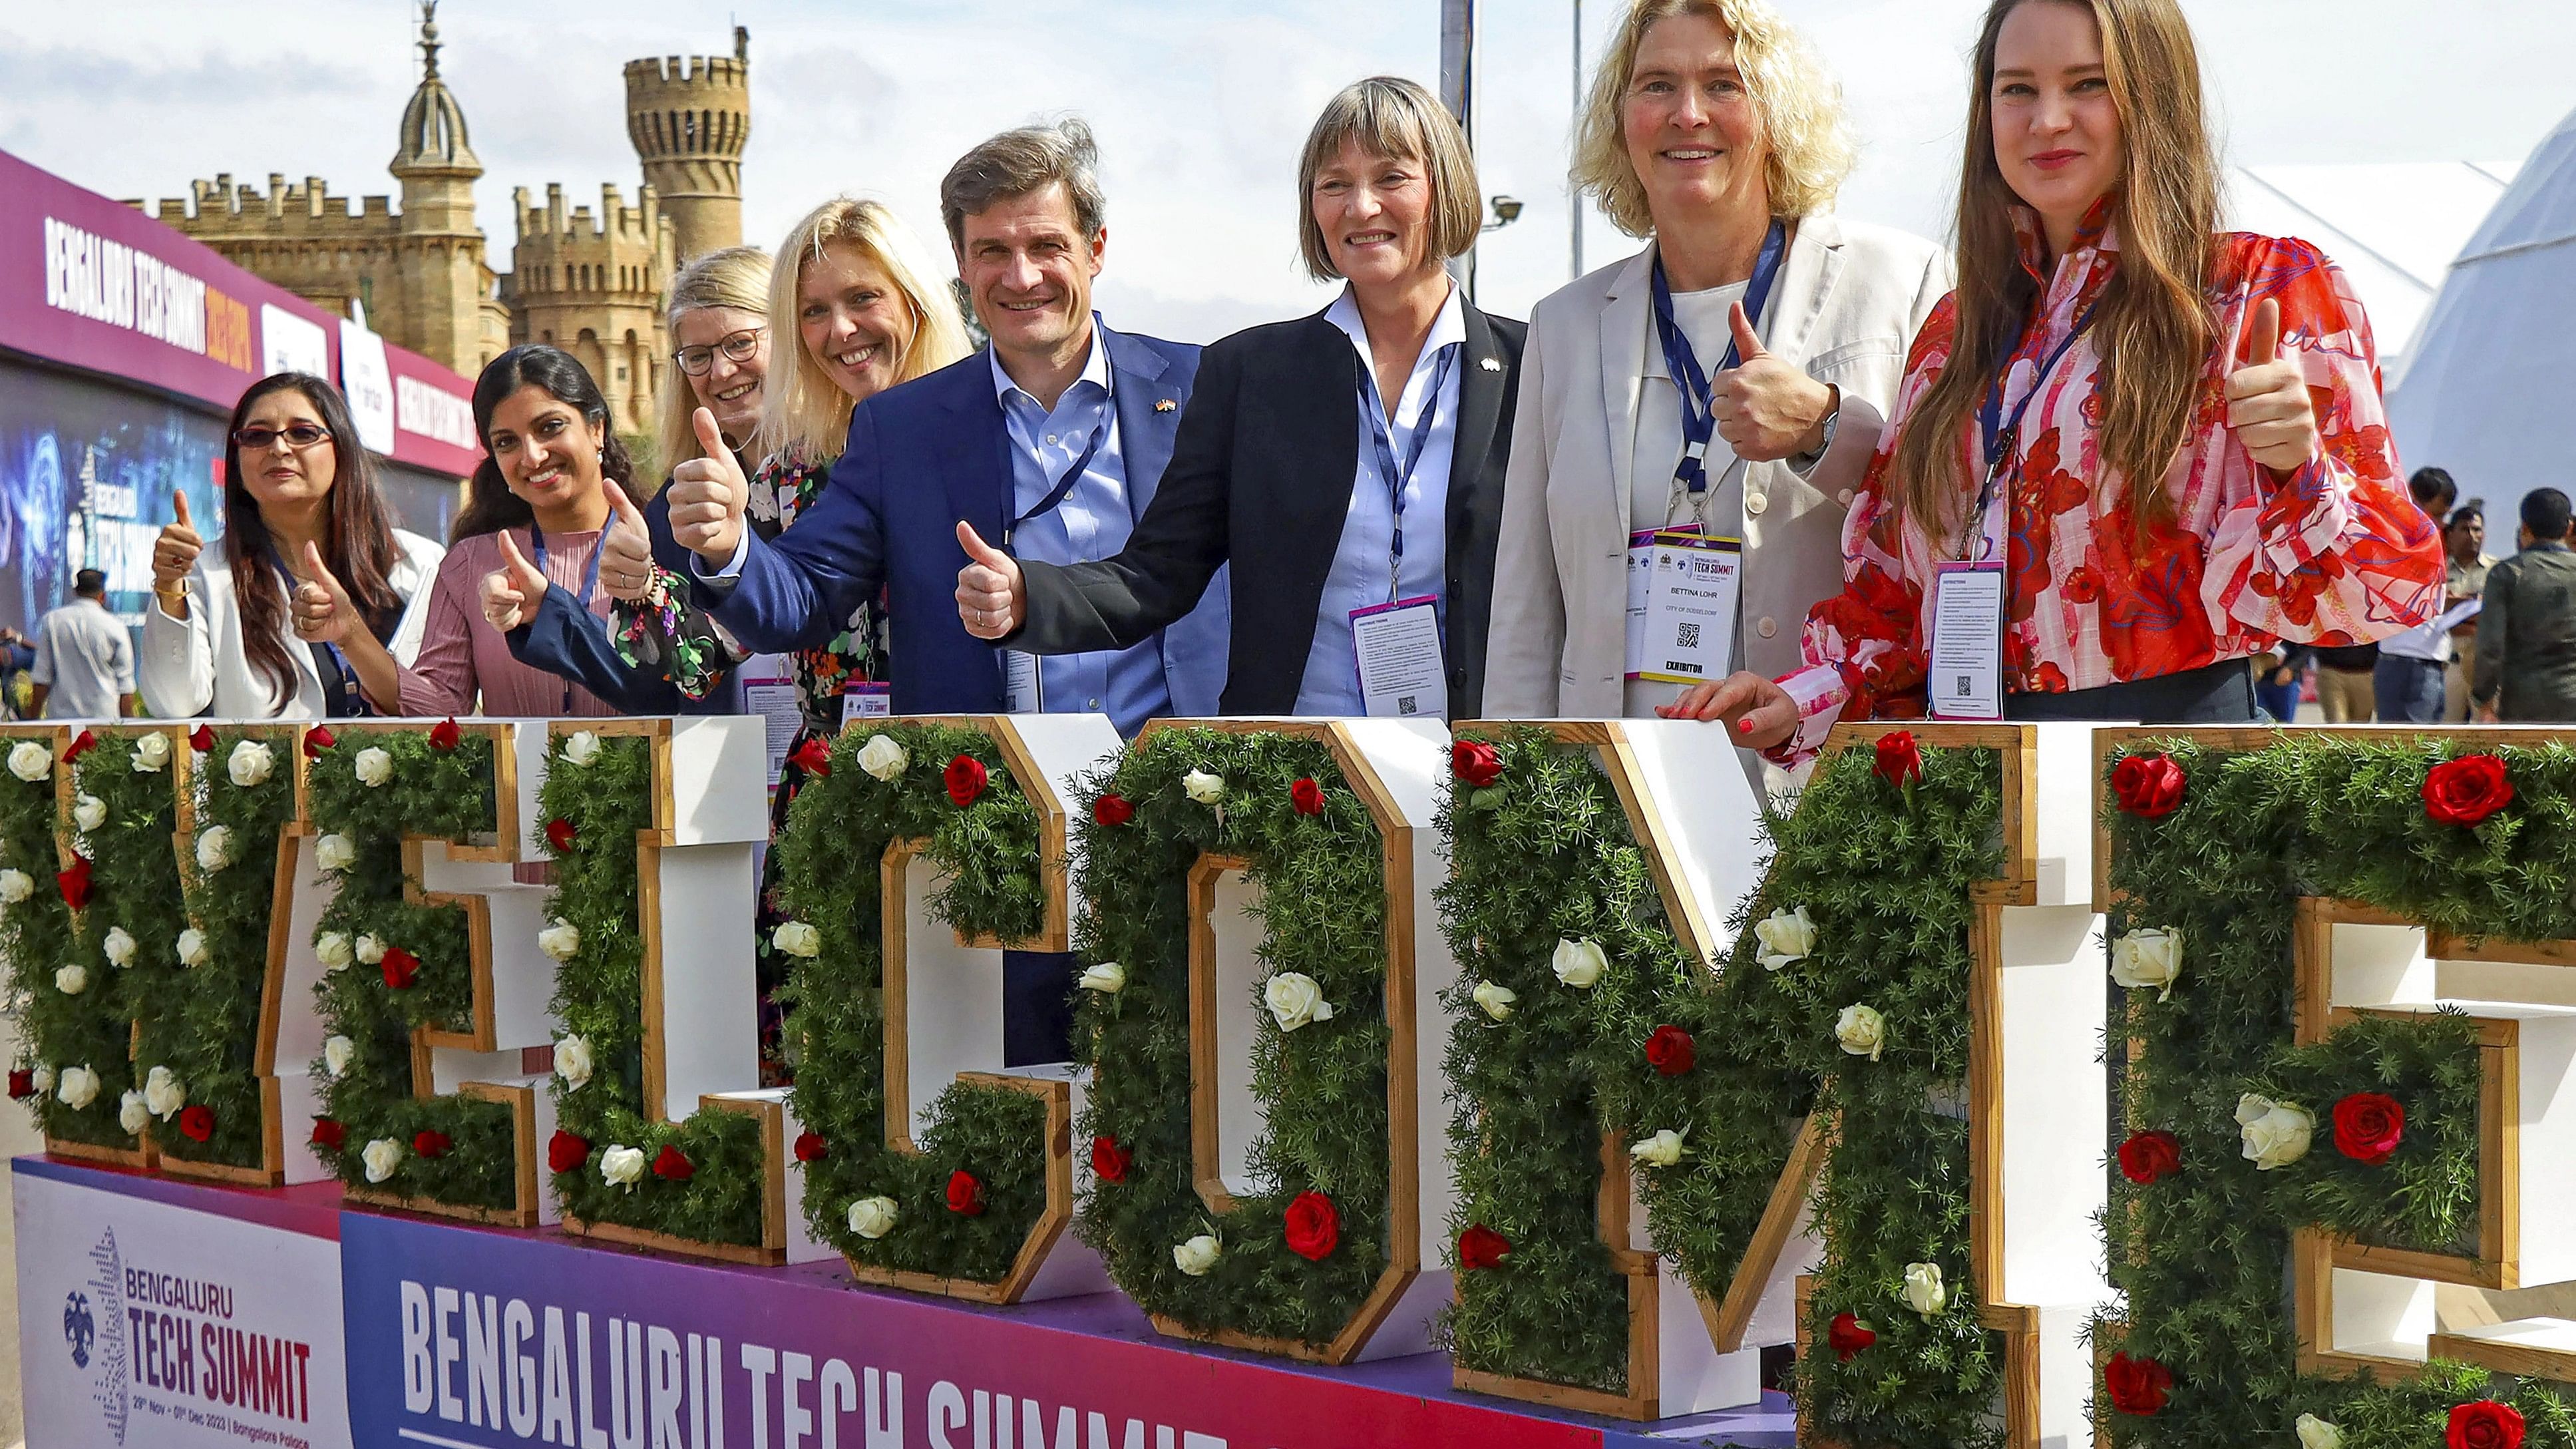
[
  {"x1": 1359, "y1": 342, "x2": 1459, "y2": 601},
  {"x1": 1960, "y1": 304, "x2": 2100, "y2": 560},
  {"x1": 528, "y1": 526, "x2": 602, "y2": 714},
  {"x1": 271, "y1": 554, "x2": 366, "y2": 718},
  {"x1": 1004, "y1": 394, "x2": 1113, "y2": 549},
  {"x1": 1650, "y1": 218, "x2": 1789, "y2": 496}
]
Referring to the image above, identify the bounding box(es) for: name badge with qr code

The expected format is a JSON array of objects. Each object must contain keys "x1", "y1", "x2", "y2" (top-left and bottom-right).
[
  {"x1": 1351, "y1": 596, "x2": 1447, "y2": 720},
  {"x1": 1634, "y1": 532, "x2": 1743, "y2": 686}
]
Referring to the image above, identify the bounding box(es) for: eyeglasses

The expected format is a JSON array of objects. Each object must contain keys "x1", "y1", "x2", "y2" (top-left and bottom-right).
[
  {"x1": 673, "y1": 327, "x2": 767, "y2": 375},
  {"x1": 231, "y1": 424, "x2": 333, "y2": 451}
]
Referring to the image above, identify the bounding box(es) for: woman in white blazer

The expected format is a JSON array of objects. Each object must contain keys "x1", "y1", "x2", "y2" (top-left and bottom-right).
[
  {"x1": 141, "y1": 373, "x2": 443, "y2": 719},
  {"x1": 1483, "y1": 0, "x2": 1951, "y2": 721}
]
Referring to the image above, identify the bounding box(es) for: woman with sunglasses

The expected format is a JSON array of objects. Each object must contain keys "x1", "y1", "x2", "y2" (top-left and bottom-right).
[{"x1": 139, "y1": 372, "x2": 444, "y2": 719}]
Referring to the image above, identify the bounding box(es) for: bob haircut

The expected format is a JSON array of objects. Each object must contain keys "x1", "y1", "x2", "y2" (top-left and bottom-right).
[
  {"x1": 1573, "y1": 0, "x2": 1856, "y2": 236},
  {"x1": 1296, "y1": 77, "x2": 1484, "y2": 282},
  {"x1": 756, "y1": 197, "x2": 974, "y2": 466},
  {"x1": 652, "y1": 245, "x2": 775, "y2": 485}
]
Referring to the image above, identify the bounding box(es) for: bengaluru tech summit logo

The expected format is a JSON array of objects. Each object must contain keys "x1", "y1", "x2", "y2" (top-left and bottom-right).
[{"x1": 72, "y1": 1225, "x2": 134, "y2": 1442}]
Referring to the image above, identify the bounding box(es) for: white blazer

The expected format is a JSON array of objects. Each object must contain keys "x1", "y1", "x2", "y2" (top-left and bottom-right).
[
  {"x1": 1483, "y1": 218, "x2": 1952, "y2": 718},
  {"x1": 139, "y1": 529, "x2": 446, "y2": 719}
]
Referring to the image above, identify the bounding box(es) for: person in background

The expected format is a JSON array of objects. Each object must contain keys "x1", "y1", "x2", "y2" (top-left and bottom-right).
[
  {"x1": 2253, "y1": 643, "x2": 2306, "y2": 725},
  {"x1": 1483, "y1": 0, "x2": 1951, "y2": 727},
  {"x1": 2472, "y1": 487, "x2": 2576, "y2": 723},
  {"x1": 954, "y1": 80, "x2": 1519, "y2": 722},
  {"x1": 141, "y1": 372, "x2": 444, "y2": 719},
  {"x1": 2370, "y1": 466, "x2": 2462, "y2": 724},
  {"x1": 30, "y1": 570, "x2": 134, "y2": 720},
  {"x1": 2310, "y1": 638, "x2": 2375, "y2": 722},
  {"x1": 2442, "y1": 501, "x2": 2493, "y2": 722},
  {"x1": 0, "y1": 628, "x2": 37, "y2": 719},
  {"x1": 1679, "y1": 0, "x2": 2440, "y2": 751}
]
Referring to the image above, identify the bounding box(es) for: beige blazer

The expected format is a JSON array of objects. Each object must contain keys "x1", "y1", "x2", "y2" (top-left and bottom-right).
[
  {"x1": 1482, "y1": 218, "x2": 1952, "y2": 718},
  {"x1": 139, "y1": 528, "x2": 445, "y2": 719}
]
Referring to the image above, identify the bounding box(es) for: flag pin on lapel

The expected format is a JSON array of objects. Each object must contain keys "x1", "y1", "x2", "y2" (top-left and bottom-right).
[
  {"x1": 1155, "y1": 399, "x2": 1177, "y2": 412},
  {"x1": 1479, "y1": 357, "x2": 1502, "y2": 372}
]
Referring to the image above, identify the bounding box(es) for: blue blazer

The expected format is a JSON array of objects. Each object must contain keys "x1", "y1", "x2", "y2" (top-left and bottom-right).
[
  {"x1": 698, "y1": 325, "x2": 1230, "y2": 722},
  {"x1": 506, "y1": 488, "x2": 739, "y2": 715}
]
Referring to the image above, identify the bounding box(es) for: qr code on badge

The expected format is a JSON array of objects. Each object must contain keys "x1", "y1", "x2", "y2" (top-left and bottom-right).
[
  {"x1": 1396, "y1": 694, "x2": 1419, "y2": 716},
  {"x1": 1675, "y1": 621, "x2": 1702, "y2": 650}
]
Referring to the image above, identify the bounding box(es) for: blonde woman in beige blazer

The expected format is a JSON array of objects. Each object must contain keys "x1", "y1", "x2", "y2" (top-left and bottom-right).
[{"x1": 1483, "y1": 0, "x2": 1949, "y2": 720}]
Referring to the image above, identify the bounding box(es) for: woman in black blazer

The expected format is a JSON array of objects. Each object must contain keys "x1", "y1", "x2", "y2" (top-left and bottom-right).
[{"x1": 955, "y1": 77, "x2": 1525, "y2": 721}]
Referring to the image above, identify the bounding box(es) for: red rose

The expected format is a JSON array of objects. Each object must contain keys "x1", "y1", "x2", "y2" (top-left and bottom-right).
[
  {"x1": 2424, "y1": 755, "x2": 2513, "y2": 828},
  {"x1": 1457, "y1": 1223, "x2": 1511, "y2": 1271},
  {"x1": 178, "y1": 1105, "x2": 215, "y2": 1142},
  {"x1": 303, "y1": 725, "x2": 335, "y2": 758},
  {"x1": 793, "y1": 1132, "x2": 827, "y2": 1163},
  {"x1": 429, "y1": 718, "x2": 462, "y2": 752},
  {"x1": 1093, "y1": 793, "x2": 1134, "y2": 827},
  {"x1": 63, "y1": 729, "x2": 96, "y2": 763},
  {"x1": 545, "y1": 819, "x2": 577, "y2": 853},
  {"x1": 2449, "y1": 1400, "x2": 2527, "y2": 1449},
  {"x1": 189, "y1": 725, "x2": 217, "y2": 753},
  {"x1": 2103, "y1": 1351, "x2": 2173, "y2": 1415},
  {"x1": 310, "y1": 1118, "x2": 345, "y2": 1151},
  {"x1": 944, "y1": 755, "x2": 988, "y2": 807},
  {"x1": 2332, "y1": 1092, "x2": 2406, "y2": 1165},
  {"x1": 946, "y1": 1169, "x2": 986, "y2": 1216},
  {"x1": 1284, "y1": 1189, "x2": 1339, "y2": 1261},
  {"x1": 413, "y1": 1130, "x2": 452, "y2": 1158},
  {"x1": 2117, "y1": 1130, "x2": 2182, "y2": 1185},
  {"x1": 1873, "y1": 731, "x2": 1923, "y2": 789},
  {"x1": 652, "y1": 1145, "x2": 694, "y2": 1181},
  {"x1": 1090, "y1": 1136, "x2": 1131, "y2": 1184},
  {"x1": 789, "y1": 735, "x2": 833, "y2": 777},
  {"x1": 1451, "y1": 739, "x2": 1503, "y2": 787},
  {"x1": 5, "y1": 1068, "x2": 30, "y2": 1098},
  {"x1": 1827, "y1": 1311, "x2": 1877, "y2": 1362},
  {"x1": 548, "y1": 1130, "x2": 590, "y2": 1174},
  {"x1": 1290, "y1": 777, "x2": 1324, "y2": 815},
  {"x1": 381, "y1": 946, "x2": 421, "y2": 990},
  {"x1": 57, "y1": 857, "x2": 92, "y2": 911},
  {"x1": 2111, "y1": 754, "x2": 2187, "y2": 818},
  {"x1": 1644, "y1": 1025, "x2": 1696, "y2": 1076}
]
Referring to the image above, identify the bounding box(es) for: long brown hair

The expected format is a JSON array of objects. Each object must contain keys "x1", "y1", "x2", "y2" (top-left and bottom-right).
[
  {"x1": 220, "y1": 374, "x2": 405, "y2": 707},
  {"x1": 453, "y1": 345, "x2": 639, "y2": 542},
  {"x1": 1892, "y1": 0, "x2": 2219, "y2": 538}
]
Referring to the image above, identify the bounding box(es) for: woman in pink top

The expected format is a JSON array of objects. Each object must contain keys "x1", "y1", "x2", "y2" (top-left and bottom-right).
[{"x1": 292, "y1": 345, "x2": 636, "y2": 717}]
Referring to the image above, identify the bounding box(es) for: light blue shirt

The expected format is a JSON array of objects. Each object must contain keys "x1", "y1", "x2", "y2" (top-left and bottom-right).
[
  {"x1": 1293, "y1": 284, "x2": 1467, "y2": 716},
  {"x1": 992, "y1": 327, "x2": 1175, "y2": 735}
]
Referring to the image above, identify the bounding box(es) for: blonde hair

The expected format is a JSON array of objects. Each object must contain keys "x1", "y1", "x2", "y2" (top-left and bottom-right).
[
  {"x1": 1574, "y1": 0, "x2": 1855, "y2": 236},
  {"x1": 1296, "y1": 77, "x2": 1484, "y2": 282},
  {"x1": 653, "y1": 245, "x2": 773, "y2": 489},
  {"x1": 756, "y1": 198, "x2": 976, "y2": 465}
]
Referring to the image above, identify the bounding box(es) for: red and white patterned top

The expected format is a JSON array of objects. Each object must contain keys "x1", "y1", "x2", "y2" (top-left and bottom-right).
[{"x1": 1772, "y1": 201, "x2": 2442, "y2": 759}]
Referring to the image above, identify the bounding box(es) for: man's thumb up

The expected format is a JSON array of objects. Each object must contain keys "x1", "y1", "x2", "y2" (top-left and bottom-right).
[{"x1": 955, "y1": 521, "x2": 1026, "y2": 640}]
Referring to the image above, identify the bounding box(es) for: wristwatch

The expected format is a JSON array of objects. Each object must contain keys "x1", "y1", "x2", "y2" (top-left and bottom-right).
[{"x1": 1790, "y1": 385, "x2": 1842, "y2": 472}]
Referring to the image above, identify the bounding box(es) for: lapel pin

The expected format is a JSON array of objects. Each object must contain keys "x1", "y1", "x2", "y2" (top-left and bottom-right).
[
  {"x1": 1155, "y1": 398, "x2": 1177, "y2": 413},
  {"x1": 1479, "y1": 357, "x2": 1502, "y2": 372}
]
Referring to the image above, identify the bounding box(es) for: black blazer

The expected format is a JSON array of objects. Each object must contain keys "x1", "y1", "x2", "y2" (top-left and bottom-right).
[{"x1": 1013, "y1": 301, "x2": 1526, "y2": 718}]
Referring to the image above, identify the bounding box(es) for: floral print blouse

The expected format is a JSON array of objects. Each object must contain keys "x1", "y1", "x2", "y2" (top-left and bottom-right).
[{"x1": 1771, "y1": 201, "x2": 2443, "y2": 761}]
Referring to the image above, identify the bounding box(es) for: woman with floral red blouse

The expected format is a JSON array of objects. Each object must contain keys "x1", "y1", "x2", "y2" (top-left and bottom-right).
[{"x1": 1682, "y1": 0, "x2": 2443, "y2": 754}]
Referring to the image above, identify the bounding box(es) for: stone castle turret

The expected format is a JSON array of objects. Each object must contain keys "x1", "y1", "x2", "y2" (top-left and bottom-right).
[
  {"x1": 501, "y1": 183, "x2": 676, "y2": 437},
  {"x1": 624, "y1": 27, "x2": 751, "y2": 265}
]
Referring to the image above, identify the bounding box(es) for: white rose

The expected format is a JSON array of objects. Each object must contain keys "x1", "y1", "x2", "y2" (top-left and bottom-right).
[
  {"x1": 31, "y1": 1064, "x2": 53, "y2": 1094},
  {"x1": 1173, "y1": 1234, "x2": 1221, "y2": 1277},
  {"x1": 2237, "y1": 1093, "x2": 2314, "y2": 1171},
  {"x1": 131, "y1": 733, "x2": 171, "y2": 772},
  {"x1": 554, "y1": 1034, "x2": 594, "y2": 1092},
  {"x1": 855, "y1": 733, "x2": 908, "y2": 781},
  {"x1": 771, "y1": 921, "x2": 821, "y2": 958},
  {"x1": 73, "y1": 794, "x2": 105, "y2": 833},
  {"x1": 353, "y1": 747, "x2": 393, "y2": 787},
  {"x1": 7, "y1": 740, "x2": 51, "y2": 781},
  {"x1": 102, "y1": 926, "x2": 135, "y2": 968},
  {"x1": 196, "y1": 825, "x2": 233, "y2": 873},
  {"x1": 315, "y1": 932, "x2": 353, "y2": 971},
  {"x1": 1182, "y1": 770, "x2": 1224, "y2": 805},
  {"x1": 2110, "y1": 928, "x2": 2183, "y2": 1003},
  {"x1": 144, "y1": 1064, "x2": 186, "y2": 1118},
  {"x1": 362, "y1": 1138, "x2": 403, "y2": 1183},
  {"x1": 1755, "y1": 906, "x2": 1817, "y2": 971},
  {"x1": 227, "y1": 740, "x2": 275, "y2": 788},
  {"x1": 315, "y1": 833, "x2": 356, "y2": 871},
  {"x1": 53, "y1": 964, "x2": 86, "y2": 996},
  {"x1": 0, "y1": 868, "x2": 29, "y2": 905},
  {"x1": 118, "y1": 1090, "x2": 148, "y2": 1136},
  {"x1": 538, "y1": 920, "x2": 581, "y2": 962},
  {"x1": 598, "y1": 1144, "x2": 646, "y2": 1189},
  {"x1": 2296, "y1": 1414, "x2": 2343, "y2": 1449},
  {"x1": 1630, "y1": 1128, "x2": 1690, "y2": 1168},
  {"x1": 1264, "y1": 972, "x2": 1334, "y2": 1032},
  {"x1": 355, "y1": 934, "x2": 386, "y2": 966},
  {"x1": 562, "y1": 731, "x2": 602, "y2": 767},
  {"x1": 846, "y1": 1196, "x2": 898, "y2": 1239},
  {"x1": 1471, "y1": 981, "x2": 1517, "y2": 1021},
  {"x1": 323, "y1": 1036, "x2": 354, "y2": 1078},
  {"x1": 175, "y1": 929, "x2": 209, "y2": 968},
  {"x1": 1836, "y1": 1004, "x2": 1887, "y2": 1062},
  {"x1": 1078, "y1": 961, "x2": 1127, "y2": 994},
  {"x1": 1902, "y1": 1261, "x2": 1947, "y2": 1317},
  {"x1": 1552, "y1": 937, "x2": 1608, "y2": 990},
  {"x1": 57, "y1": 1065, "x2": 98, "y2": 1110}
]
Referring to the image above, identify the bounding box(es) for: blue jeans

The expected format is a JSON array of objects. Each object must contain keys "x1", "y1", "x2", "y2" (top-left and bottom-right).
[{"x1": 2374, "y1": 655, "x2": 2447, "y2": 724}]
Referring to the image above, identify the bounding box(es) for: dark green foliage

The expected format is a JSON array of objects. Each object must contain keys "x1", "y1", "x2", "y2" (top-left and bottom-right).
[{"x1": 2, "y1": 731, "x2": 134, "y2": 1149}]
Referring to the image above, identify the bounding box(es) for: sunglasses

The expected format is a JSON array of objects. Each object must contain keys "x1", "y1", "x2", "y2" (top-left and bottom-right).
[{"x1": 232, "y1": 423, "x2": 333, "y2": 451}]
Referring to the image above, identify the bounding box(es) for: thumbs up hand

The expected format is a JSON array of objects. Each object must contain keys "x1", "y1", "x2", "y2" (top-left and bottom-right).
[
  {"x1": 478, "y1": 532, "x2": 550, "y2": 633},
  {"x1": 599, "y1": 486, "x2": 657, "y2": 602},
  {"x1": 953, "y1": 521, "x2": 1026, "y2": 640},
  {"x1": 152, "y1": 489, "x2": 203, "y2": 595},
  {"x1": 2225, "y1": 297, "x2": 2320, "y2": 475},
  {"x1": 667, "y1": 407, "x2": 751, "y2": 566},
  {"x1": 1709, "y1": 300, "x2": 1839, "y2": 463},
  {"x1": 291, "y1": 540, "x2": 359, "y2": 645}
]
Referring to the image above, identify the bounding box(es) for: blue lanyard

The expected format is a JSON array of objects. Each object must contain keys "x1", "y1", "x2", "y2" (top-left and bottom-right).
[
  {"x1": 270, "y1": 554, "x2": 365, "y2": 717},
  {"x1": 1962, "y1": 304, "x2": 2100, "y2": 560},
  {"x1": 1358, "y1": 343, "x2": 1459, "y2": 602},
  {"x1": 528, "y1": 526, "x2": 602, "y2": 714},
  {"x1": 1005, "y1": 389, "x2": 1113, "y2": 549},
  {"x1": 1650, "y1": 218, "x2": 1789, "y2": 495}
]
